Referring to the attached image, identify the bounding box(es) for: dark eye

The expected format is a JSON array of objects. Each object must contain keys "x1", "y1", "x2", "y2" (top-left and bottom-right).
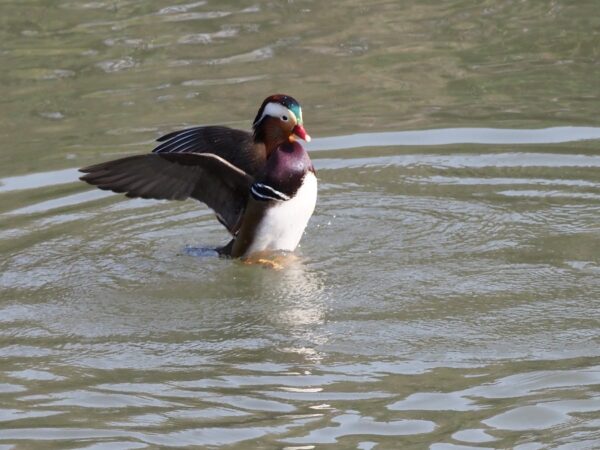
[{"x1": 281, "y1": 115, "x2": 288, "y2": 121}]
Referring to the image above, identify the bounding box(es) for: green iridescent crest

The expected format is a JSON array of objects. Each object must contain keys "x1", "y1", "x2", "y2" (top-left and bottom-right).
[{"x1": 289, "y1": 104, "x2": 303, "y2": 124}]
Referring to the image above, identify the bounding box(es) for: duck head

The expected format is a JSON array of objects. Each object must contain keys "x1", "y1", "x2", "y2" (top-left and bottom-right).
[{"x1": 252, "y1": 94, "x2": 311, "y2": 154}]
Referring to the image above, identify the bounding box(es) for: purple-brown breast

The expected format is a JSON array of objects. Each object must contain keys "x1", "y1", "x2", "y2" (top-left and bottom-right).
[{"x1": 258, "y1": 141, "x2": 314, "y2": 198}]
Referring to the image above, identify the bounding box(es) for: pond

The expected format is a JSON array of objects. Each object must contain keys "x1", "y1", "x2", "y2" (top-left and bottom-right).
[{"x1": 1, "y1": 1, "x2": 600, "y2": 448}]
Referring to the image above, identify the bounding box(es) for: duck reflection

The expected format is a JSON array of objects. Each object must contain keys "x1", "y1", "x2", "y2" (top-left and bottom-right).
[
  {"x1": 271, "y1": 257, "x2": 328, "y2": 363},
  {"x1": 235, "y1": 254, "x2": 328, "y2": 362}
]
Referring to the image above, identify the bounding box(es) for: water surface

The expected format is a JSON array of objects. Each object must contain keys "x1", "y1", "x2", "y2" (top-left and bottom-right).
[{"x1": 1, "y1": 1, "x2": 600, "y2": 448}]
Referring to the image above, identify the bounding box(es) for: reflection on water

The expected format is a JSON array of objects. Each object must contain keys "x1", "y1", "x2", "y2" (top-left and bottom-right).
[
  {"x1": 2, "y1": 0, "x2": 600, "y2": 448},
  {"x1": 3, "y1": 129, "x2": 600, "y2": 447},
  {"x1": 3, "y1": 126, "x2": 600, "y2": 217},
  {"x1": 311, "y1": 126, "x2": 600, "y2": 150}
]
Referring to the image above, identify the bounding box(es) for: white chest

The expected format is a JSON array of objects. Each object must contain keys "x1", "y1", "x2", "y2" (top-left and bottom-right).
[{"x1": 244, "y1": 172, "x2": 317, "y2": 256}]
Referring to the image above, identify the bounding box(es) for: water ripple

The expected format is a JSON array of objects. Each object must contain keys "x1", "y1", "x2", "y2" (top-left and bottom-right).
[
  {"x1": 3, "y1": 0, "x2": 600, "y2": 447},
  {"x1": 282, "y1": 412, "x2": 436, "y2": 445},
  {"x1": 308, "y1": 127, "x2": 600, "y2": 151}
]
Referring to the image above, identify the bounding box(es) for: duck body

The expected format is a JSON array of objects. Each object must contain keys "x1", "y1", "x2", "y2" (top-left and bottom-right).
[
  {"x1": 79, "y1": 94, "x2": 316, "y2": 258},
  {"x1": 231, "y1": 141, "x2": 317, "y2": 257}
]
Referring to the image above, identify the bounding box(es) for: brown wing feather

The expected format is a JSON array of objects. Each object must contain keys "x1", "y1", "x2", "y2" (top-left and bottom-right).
[
  {"x1": 80, "y1": 153, "x2": 253, "y2": 234},
  {"x1": 152, "y1": 126, "x2": 266, "y2": 176}
]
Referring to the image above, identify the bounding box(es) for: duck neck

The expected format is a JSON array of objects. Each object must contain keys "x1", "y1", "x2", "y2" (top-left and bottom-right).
[{"x1": 253, "y1": 117, "x2": 288, "y2": 157}]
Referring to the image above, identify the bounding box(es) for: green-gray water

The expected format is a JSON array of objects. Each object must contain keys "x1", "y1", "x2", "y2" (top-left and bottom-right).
[{"x1": 1, "y1": 1, "x2": 600, "y2": 448}]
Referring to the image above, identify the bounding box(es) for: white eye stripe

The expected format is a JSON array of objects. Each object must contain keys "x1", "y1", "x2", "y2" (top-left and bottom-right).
[{"x1": 254, "y1": 102, "x2": 297, "y2": 125}]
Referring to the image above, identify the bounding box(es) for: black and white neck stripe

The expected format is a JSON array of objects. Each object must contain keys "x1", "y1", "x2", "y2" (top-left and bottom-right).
[{"x1": 250, "y1": 182, "x2": 291, "y2": 202}]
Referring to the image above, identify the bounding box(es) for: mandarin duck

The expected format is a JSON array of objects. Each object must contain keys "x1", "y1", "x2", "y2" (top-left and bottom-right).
[{"x1": 79, "y1": 95, "x2": 317, "y2": 258}]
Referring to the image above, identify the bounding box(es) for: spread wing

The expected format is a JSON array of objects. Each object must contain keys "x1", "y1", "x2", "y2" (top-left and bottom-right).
[
  {"x1": 79, "y1": 153, "x2": 253, "y2": 234},
  {"x1": 152, "y1": 126, "x2": 265, "y2": 176}
]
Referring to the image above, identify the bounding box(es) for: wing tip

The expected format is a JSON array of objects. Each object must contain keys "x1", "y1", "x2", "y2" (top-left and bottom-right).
[
  {"x1": 79, "y1": 172, "x2": 95, "y2": 183},
  {"x1": 79, "y1": 164, "x2": 100, "y2": 174}
]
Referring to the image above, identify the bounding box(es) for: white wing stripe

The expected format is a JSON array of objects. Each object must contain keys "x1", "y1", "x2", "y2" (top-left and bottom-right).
[
  {"x1": 154, "y1": 128, "x2": 201, "y2": 152},
  {"x1": 251, "y1": 185, "x2": 280, "y2": 201},
  {"x1": 251, "y1": 183, "x2": 290, "y2": 201},
  {"x1": 256, "y1": 183, "x2": 290, "y2": 200}
]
